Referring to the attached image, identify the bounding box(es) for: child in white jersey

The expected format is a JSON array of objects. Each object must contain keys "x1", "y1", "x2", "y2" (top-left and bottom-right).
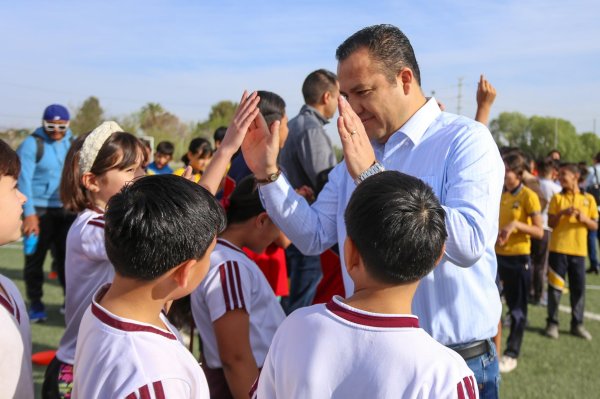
[
  {"x1": 42, "y1": 121, "x2": 147, "y2": 398},
  {"x1": 191, "y1": 175, "x2": 285, "y2": 399},
  {"x1": 255, "y1": 171, "x2": 478, "y2": 399},
  {"x1": 0, "y1": 139, "x2": 34, "y2": 399},
  {"x1": 73, "y1": 91, "x2": 262, "y2": 398}
]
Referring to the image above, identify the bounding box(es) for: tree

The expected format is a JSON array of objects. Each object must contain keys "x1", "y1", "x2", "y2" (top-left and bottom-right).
[
  {"x1": 489, "y1": 112, "x2": 530, "y2": 148},
  {"x1": 70, "y1": 96, "x2": 104, "y2": 135},
  {"x1": 578, "y1": 132, "x2": 600, "y2": 163},
  {"x1": 195, "y1": 100, "x2": 238, "y2": 134}
]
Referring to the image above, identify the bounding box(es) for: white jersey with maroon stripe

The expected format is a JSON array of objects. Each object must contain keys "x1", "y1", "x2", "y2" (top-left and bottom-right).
[
  {"x1": 191, "y1": 238, "x2": 285, "y2": 369},
  {"x1": 255, "y1": 296, "x2": 478, "y2": 399},
  {"x1": 73, "y1": 285, "x2": 209, "y2": 398},
  {"x1": 0, "y1": 274, "x2": 34, "y2": 399},
  {"x1": 57, "y1": 207, "x2": 115, "y2": 365}
]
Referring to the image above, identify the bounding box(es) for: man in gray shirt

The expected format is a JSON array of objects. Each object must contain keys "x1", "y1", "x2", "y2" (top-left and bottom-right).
[{"x1": 279, "y1": 69, "x2": 340, "y2": 313}]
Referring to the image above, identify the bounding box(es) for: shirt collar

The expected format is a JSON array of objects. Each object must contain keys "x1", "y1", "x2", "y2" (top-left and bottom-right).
[
  {"x1": 300, "y1": 104, "x2": 329, "y2": 125},
  {"x1": 385, "y1": 97, "x2": 442, "y2": 147},
  {"x1": 325, "y1": 295, "x2": 419, "y2": 328},
  {"x1": 508, "y1": 183, "x2": 523, "y2": 195}
]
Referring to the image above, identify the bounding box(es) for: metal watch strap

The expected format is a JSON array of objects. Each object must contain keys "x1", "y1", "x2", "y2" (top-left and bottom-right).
[{"x1": 354, "y1": 161, "x2": 385, "y2": 185}]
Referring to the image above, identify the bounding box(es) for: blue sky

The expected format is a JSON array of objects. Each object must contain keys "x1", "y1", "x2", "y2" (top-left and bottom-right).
[{"x1": 1, "y1": 0, "x2": 599, "y2": 145}]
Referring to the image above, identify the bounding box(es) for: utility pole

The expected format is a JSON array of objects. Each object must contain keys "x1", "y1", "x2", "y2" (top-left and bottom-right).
[
  {"x1": 594, "y1": 118, "x2": 597, "y2": 135},
  {"x1": 457, "y1": 77, "x2": 463, "y2": 115}
]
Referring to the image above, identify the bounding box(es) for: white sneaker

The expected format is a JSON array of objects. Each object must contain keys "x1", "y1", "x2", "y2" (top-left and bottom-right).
[{"x1": 499, "y1": 355, "x2": 518, "y2": 373}]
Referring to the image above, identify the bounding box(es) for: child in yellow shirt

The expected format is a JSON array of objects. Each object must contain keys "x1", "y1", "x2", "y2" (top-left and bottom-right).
[
  {"x1": 495, "y1": 153, "x2": 543, "y2": 373},
  {"x1": 546, "y1": 163, "x2": 598, "y2": 340}
]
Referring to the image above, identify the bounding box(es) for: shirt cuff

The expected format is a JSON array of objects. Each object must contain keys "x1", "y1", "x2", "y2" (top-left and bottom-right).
[{"x1": 258, "y1": 173, "x2": 293, "y2": 209}]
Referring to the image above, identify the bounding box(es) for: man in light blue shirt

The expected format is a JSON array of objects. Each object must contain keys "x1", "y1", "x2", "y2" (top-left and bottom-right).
[{"x1": 242, "y1": 24, "x2": 503, "y2": 398}]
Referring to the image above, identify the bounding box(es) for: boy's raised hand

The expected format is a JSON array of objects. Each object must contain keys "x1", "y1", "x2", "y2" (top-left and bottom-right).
[
  {"x1": 197, "y1": 91, "x2": 260, "y2": 195},
  {"x1": 219, "y1": 91, "x2": 261, "y2": 156},
  {"x1": 241, "y1": 111, "x2": 280, "y2": 180}
]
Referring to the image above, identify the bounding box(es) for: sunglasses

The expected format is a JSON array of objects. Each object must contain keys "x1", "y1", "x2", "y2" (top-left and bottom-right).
[{"x1": 43, "y1": 121, "x2": 69, "y2": 132}]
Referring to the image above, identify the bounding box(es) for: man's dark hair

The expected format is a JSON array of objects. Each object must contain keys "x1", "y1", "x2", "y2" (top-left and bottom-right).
[
  {"x1": 226, "y1": 175, "x2": 265, "y2": 224},
  {"x1": 336, "y1": 24, "x2": 421, "y2": 86},
  {"x1": 105, "y1": 175, "x2": 226, "y2": 280},
  {"x1": 547, "y1": 149, "x2": 561, "y2": 159},
  {"x1": 213, "y1": 127, "x2": 228, "y2": 144},
  {"x1": 559, "y1": 162, "x2": 580, "y2": 176},
  {"x1": 302, "y1": 69, "x2": 338, "y2": 106},
  {"x1": 344, "y1": 171, "x2": 446, "y2": 284},
  {"x1": 0, "y1": 139, "x2": 20, "y2": 178},
  {"x1": 156, "y1": 141, "x2": 174, "y2": 156}
]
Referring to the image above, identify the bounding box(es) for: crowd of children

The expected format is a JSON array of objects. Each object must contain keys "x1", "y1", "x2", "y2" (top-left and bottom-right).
[
  {"x1": 0, "y1": 73, "x2": 597, "y2": 399},
  {"x1": 0, "y1": 89, "x2": 485, "y2": 399},
  {"x1": 494, "y1": 147, "x2": 599, "y2": 374}
]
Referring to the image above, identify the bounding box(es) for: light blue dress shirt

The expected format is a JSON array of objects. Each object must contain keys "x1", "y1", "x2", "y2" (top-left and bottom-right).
[{"x1": 259, "y1": 98, "x2": 504, "y2": 345}]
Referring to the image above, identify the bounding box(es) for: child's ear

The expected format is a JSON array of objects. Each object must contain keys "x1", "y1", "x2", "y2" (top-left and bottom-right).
[
  {"x1": 255, "y1": 212, "x2": 270, "y2": 228},
  {"x1": 81, "y1": 172, "x2": 100, "y2": 193},
  {"x1": 343, "y1": 237, "x2": 361, "y2": 275},
  {"x1": 171, "y1": 259, "x2": 198, "y2": 289},
  {"x1": 434, "y1": 243, "x2": 446, "y2": 267}
]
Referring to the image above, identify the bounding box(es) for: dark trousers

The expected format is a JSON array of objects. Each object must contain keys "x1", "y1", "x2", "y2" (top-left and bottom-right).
[
  {"x1": 588, "y1": 230, "x2": 599, "y2": 270},
  {"x1": 281, "y1": 244, "x2": 322, "y2": 315},
  {"x1": 547, "y1": 252, "x2": 586, "y2": 327},
  {"x1": 530, "y1": 230, "x2": 549, "y2": 302},
  {"x1": 498, "y1": 254, "x2": 530, "y2": 358},
  {"x1": 24, "y1": 207, "x2": 75, "y2": 303}
]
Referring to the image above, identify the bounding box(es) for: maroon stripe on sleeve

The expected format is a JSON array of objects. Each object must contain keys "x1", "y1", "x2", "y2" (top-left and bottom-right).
[
  {"x1": 125, "y1": 393, "x2": 137, "y2": 399},
  {"x1": 457, "y1": 381, "x2": 465, "y2": 399},
  {"x1": 249, "y1": 369, "x2": 262, "y2": 398},
  {"x1": 233, "y1": 261, "x2": 246, "y2": 309},
  {"x1": 227, "y1": 261, "x2": 240, "y2": 309},
  {"x1": 88, "y1": 220, "x2": 105, "y2": 229},
  {"x1": 219, "y1": 264, "x2": 232, "y2": 311},
  {"x1": 139, "y1": 384, "x2": 150, "y2": 399},
  {"x1": 464, "y1": 376, "x2": 476, "y2": 399},
  {"x1": 153, "y1": 381, "x2": 166, "y2": 399},
  {"x1": 0, "y1": 295, "x2": 15, "y2": 319}
]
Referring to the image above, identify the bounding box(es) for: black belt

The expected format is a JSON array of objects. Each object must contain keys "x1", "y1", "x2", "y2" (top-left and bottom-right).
[{"x1": 450, "y1": 340, "x2": 489, "y2": 360}]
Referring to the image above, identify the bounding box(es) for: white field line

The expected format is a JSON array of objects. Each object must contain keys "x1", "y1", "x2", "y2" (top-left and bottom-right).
[{"x1": 559, "y1": 305, "x2": 600, "y2": 322}]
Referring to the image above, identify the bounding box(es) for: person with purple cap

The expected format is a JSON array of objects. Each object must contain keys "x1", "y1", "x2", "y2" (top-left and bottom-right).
[{"x1": 16, "y1": 104, "x2": 76, "y2": 322}]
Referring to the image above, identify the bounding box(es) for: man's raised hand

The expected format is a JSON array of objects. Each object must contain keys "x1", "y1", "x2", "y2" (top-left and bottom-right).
[{"x1": 337, "y1": 96, "x2": 376, "y2": 180}]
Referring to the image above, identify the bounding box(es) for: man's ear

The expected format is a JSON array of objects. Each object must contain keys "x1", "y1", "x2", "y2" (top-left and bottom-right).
[
  {"x1": 322, "y1": 90, "x2": 331, "y2": 105},
  {"x1": 81, "y1": 172, "x2": 100, "y2": 193},
  {"x1": 171, "y1": 259, "x2": 198, "y2": 289},
  {"x1": 397, "y1": 67, "x2": 415, "y2": 95}
]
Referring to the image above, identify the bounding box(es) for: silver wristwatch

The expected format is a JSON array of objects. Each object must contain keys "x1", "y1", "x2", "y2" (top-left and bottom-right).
[{"x1": 354, "y1": 161, "x2": 385, "y2": 185}]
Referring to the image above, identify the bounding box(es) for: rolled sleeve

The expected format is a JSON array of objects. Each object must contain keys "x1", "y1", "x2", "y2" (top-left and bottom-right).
[{"x1": 442, "y1": 125, "x2": 504, "y2": 267}]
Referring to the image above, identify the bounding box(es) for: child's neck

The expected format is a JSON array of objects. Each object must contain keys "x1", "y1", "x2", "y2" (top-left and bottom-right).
[
  {"x1": 219, "y1": 227, "x2": 249, "y2": 250},
  {"x1": 99, "y1": 275, "x2": 169, "y2": 330},
  {"x1": 343, "y1": 283, "x2": 417, "y2": 315}
]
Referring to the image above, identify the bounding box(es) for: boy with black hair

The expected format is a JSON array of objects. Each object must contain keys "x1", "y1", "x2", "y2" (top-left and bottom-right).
[
  {"x1": 73, "y1": 89, "x2": 260, "y2": 398},
  {"x1": 255, "y1": 171, "x2": 477, "y2": 399},
  {"x1": 213, "y1": 126, "x2": 228, "y2": 150},
  {"x1": 147, "y1": 140, "x2": 175, "y2": 175},
  {"x1": 72, "y1": 175, "x2": 226, "y2": 397}
]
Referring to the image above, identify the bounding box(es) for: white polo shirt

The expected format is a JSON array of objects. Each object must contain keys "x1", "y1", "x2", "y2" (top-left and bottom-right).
[
  {"x1": 0, "y1": 274, "x2": 33, "y2": 399},
  {"x1": 255, "y1": 296, "x2": 478, "y2": 399},
  {"x1": 73, "y1": 285, "x2": 209, "y2": 398},
  {"x1": 191, "y1": 238, "x2": 285, "y2": 369},
  {"x1": 57, "y1": 208, "x2": 115, "y2": 365}
]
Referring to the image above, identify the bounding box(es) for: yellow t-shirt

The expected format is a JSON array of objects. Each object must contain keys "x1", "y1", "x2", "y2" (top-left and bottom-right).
[
  {"x1": 495, "y1": 185, "x2": 542, "y2": 256},
  {"x1": 173, "y1": 167, "x2": 202, "y2": 183},
  {"x1": 548, "y1": 191, "x2": 599, "y2": 256}
]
